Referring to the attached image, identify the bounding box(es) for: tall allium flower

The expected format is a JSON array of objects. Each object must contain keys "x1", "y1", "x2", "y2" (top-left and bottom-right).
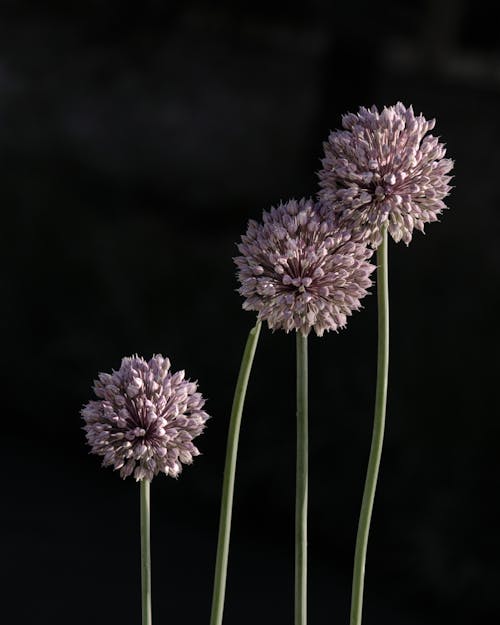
[
  {"x1": 318, "y1": 102, "x2": 453, "y2": 247},
  {"x1": 82, "y1": 354, "x2": 209, "y2": 481},
  {"x1": 235, "y1": 198, "x2": 375, "y2": 337}
]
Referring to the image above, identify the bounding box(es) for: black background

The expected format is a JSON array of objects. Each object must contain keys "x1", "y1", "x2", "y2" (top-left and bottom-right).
[{"x1": 1, "y1": 1, "x2": 499, "y2": 624}]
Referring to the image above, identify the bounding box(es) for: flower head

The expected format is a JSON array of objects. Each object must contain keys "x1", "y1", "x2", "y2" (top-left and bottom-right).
[
  {"x1": 318, "y1": 102, "x2": 453, "y2": 247},
  {"x1": 235, "y1": 198, "x2": 375, "y2": 337},
  {"x1": 81, "y1": 354, "x2": 209, "y2": 481}
]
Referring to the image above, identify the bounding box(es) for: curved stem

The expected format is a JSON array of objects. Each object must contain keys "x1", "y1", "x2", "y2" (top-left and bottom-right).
[
  {"x1": 209, "y1": 322, "x2": 262, "y2": 625},
  {"x1": 141, "y1": 479, "x2": 152, "y2": 625},
  {"x1": 350, "y1": 229, "x2": 389, "y2": 625},
  {"x1": 295, "y1": 332, "x2": 308, "y2": 625}
]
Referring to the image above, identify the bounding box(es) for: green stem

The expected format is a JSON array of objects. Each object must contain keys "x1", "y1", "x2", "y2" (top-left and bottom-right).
[
  {"x1": 141, "y1": 479, "x2": 152, "y2": 625},
  {"x1": 209, "y1": 321, "x2": 262, "y2": 625},
  {"x1": 350, "y1": 229, "x2": 389, "y2": 625},
  {"x1": 295, "y1": 332, "x2": 308, "y2": 625}
]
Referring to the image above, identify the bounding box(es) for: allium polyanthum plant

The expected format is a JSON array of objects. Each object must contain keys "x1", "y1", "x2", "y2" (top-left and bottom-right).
[
  {"x1": 82, "y1": 354, "x2": 209, "y2": 625},
  {"x1": 212, "y1": 198, "x2": 374, "y2": 625},
  {"x1": 318, "y1": 101, "x2": 453, "y2": 248},
  {"x1": 235, "y1": 198, "x2": 374, "y2": 336},
  {"x1": 318, "y1": 103, "x2": 453, "y2": 625}
]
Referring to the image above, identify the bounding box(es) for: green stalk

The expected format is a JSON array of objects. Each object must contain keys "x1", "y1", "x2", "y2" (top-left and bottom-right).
[
  {"x1": 350, "y1": 229, "x2": 389, "y2": 625},
  {"x1": 209, "y1": 321, "x2": 262, "y2": 625},
  {"x1": 140, "y1": 479, "x2": 152, "y2": 625},
  {"x1": 295, "y1": 332, "x2": 308, "y2": 625}
]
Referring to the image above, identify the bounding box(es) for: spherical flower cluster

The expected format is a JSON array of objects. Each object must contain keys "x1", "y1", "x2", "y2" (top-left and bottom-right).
[
  {"x1": 318, "y1": 102, "x2": 453, "y2": 247},
  {"x1": 81, "y1": 354, "x2": 209, "y2": 481},
  {"x1": 235, "y1": 198, "x2": 375, "y2": 336}
]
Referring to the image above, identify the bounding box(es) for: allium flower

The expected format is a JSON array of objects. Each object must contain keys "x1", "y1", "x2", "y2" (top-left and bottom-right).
[
  {"x1": 318, "y1": 102, "x2": 453, "y2": 247},
  {"x1": 235, "y1": 198, "x2": 375, "y2": 337},
  {"x1": 81, "y1": 354, "x2": 209, "y2": 481}
]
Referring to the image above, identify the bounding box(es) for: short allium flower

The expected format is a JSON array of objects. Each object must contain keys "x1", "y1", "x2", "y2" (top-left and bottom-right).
[
  {"x1": 318, "y1": 102, "x2": 453, "y2": 247},
  {"x1": 81, "y1": 355, "x2": 209, "y2": 481},
  {"x1": 235, "y1": 198, "x2": 375, "y2": 337}
]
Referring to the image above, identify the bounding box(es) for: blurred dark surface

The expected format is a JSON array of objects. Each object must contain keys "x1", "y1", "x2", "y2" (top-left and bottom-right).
[{"x1": 1, "y1": 2, "x2": 499, "y2": 624}]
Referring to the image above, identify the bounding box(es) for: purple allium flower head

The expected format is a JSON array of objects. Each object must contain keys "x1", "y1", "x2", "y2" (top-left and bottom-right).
[
  {"x1": 318, "y1": 102, "x2": 453, "y2": 247},
  {"x1": 235, "y1": 198, "x2": 375, "y2": 337},
  {"x1": 81, "y1": 355, "x2": 209, "y2": 481}
]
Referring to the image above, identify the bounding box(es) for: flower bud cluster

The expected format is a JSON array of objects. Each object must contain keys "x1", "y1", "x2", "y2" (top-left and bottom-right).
[{"x1": 82, "y1": 355, "x2": 209, "y2": 481}]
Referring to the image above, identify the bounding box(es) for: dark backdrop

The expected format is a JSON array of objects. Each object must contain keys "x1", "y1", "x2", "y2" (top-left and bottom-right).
[{"x1": 1, "y1": 2, "x2": 498, "y2": 624}]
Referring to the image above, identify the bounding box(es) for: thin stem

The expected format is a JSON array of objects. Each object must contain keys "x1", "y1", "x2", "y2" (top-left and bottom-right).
[
  {"x1": 141, "y1": 479, "x2": 152, "y2": 625},
  {"x1": 209, "y1": 321, "x2": 262, "y2": 625},
  {"x1": 350, "y1": 229, "x2": 389, "y2": 625},
  {"x1": 295, "y1": 332, "x2": 308, "y2": 625}
]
